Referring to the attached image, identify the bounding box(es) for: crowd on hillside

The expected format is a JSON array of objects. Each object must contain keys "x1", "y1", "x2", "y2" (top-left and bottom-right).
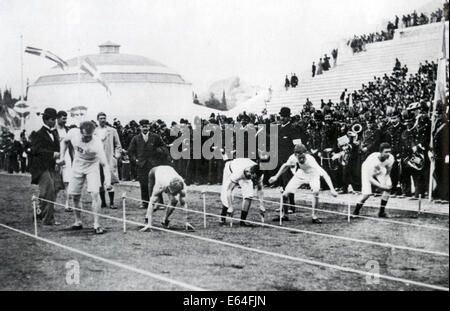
[
  {"x1": 1, "y1": 60, "x2": 448, "y2": 201},
  {"x1": 348, "y1": 7, "x2": 447, "y2": 54}
]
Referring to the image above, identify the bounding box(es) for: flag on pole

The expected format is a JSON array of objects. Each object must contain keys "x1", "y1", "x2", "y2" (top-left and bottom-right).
[
  {"x1": 24, "y1": 46, "x2": 68, "y2": 70},
  {"x1": 80, "y1": 57, "x2": 112, "y2": 95},
  {"x1": 428, "y1": 22, "x2": 447, "y2": 200}
]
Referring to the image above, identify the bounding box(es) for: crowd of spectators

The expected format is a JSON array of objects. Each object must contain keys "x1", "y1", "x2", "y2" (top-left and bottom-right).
[
  {"x1": 1, "y1": 60, "x2": 448, "y2": 201},
  {"x1": 348, "y1": 7, "x2": 446, "y2": 54}
]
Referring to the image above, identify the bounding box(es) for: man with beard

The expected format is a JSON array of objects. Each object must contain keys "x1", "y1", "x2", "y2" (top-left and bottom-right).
[
  {"x1": 56, "y1": 110, "x2": 73, "y2": 212},
  {"x1": 353, "y1": 143, "x2": 394, "y2": 218},
  {"x1": 128, "y1": 119, "x2": 168, "y2": 209},
  {"x1": 94, "y1": 112, "x2": 122, "y2": 209}
]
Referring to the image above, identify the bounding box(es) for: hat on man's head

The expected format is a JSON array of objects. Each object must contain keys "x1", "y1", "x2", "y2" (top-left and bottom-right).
[
  {"x1": 139, "y1": 119, "x2": 150, "y2": 126},
  {"x1": 279, "y1": 107, "x2": 291, "y2": 117},
  {"x1": 42, "y1": 108, "x2": 57, "y2": 119}
]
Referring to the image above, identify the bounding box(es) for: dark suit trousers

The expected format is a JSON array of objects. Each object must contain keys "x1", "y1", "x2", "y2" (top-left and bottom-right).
[
  {"x1": 137, "y1": 162, "x2": 153, "y2": 208},
  {"x1": 38, "y1": 170, "x2": 58, "y2": 225}
]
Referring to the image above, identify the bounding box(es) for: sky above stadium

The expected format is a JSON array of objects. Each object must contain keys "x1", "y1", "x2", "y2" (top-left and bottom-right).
[{"x1": 0, "y1": 0, "x2": 443, "y2": 97}]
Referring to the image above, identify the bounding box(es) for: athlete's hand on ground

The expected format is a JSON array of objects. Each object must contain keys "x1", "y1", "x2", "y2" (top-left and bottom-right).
[
  {"x1": 330, "y1": 190, "x2": 338, "y2": 197},
  {"x1": 268, "y1": 177, "x2": 277, "y2": 184}
]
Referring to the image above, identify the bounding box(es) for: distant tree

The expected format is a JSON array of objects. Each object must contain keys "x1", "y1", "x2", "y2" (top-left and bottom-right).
[
  {"x1": 221, "y1": 90, "x2": 227, "y2": 108},
  {"x1": 205, "y1": 92, "x2": 227, "y2": 111},
  {"x1": 193, "y1": 93, "x2": 200, "y2": 105}
]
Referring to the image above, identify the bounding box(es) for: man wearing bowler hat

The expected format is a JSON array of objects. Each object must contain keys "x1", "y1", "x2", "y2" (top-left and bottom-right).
[
  {"x1": 127, "y1": 119, "x2": 168, "y2": 209},
  {"x1": 30, "y1": 108, "x2": 62, "y2": 225},
  {"x1": 273, "y1": 107, "x2": 300, "y2": 220}
]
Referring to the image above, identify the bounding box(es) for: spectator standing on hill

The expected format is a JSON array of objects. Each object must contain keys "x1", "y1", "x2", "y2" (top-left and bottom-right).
[
  {"x1": 284, "y1": 75, "x2": 290, "y2": 91},
  {"x1": 323, "y1": 54, "x2": 331, "y2": 71},
  {"x1": 332, "y1": 49, "x2": 338, "y2": 67},
  {"x1": 317, "y1": 59, "x2": 323, "y2": 75},
  {"x1": 312, "y1": 62, "x2": 316, "y2": 77},
  {"x1": 290, "y1": 73, "x2": 298, "y2": 88}
]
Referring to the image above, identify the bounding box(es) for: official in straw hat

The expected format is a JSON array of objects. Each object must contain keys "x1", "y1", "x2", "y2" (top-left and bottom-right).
[{"x1": 29, "y1": 107, "x2": 62, "y2": 226}]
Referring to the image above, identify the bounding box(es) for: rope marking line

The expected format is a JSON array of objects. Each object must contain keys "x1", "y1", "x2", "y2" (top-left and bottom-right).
[
  {"x1": 32, "y1": 198, "x2": 449, "y2": 291},
  {"x1": 122, "y1": 196, "x2": 449, "y2": 257},
  {"x1": 201, "y1": 190, "x2": 449, "y2": 231},
  {"x1": 0, "y1": 223, "x2": 205, "y2": 291}
]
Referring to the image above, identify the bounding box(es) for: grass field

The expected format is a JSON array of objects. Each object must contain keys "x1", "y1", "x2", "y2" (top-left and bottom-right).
[{"x1": 0, "y1": 174, "x2": 448, "y2": 291}]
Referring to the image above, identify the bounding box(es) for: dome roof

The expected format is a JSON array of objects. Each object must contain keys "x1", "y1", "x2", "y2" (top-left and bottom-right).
[
  {"x1": 33, "y1": 42, "x2": 189, "y2": 86},
  {"x1": 63, "y1": 53, "x2": 168, "y2": 68}
]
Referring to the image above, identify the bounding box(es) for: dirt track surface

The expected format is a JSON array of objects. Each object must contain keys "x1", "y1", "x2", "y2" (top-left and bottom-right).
[{"x1": 0, "y1": 174, "x2": 448, "y2": 291}]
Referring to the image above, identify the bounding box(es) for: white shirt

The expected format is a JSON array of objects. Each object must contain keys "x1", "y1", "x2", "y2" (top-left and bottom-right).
[
  {"x1": 95, "y1": 126, "x2": 108, "y2": 142},
  {"x1": 286, "y1": 154, "x2": 326, "y2": 177},
  {"x1": 228, "y1": 158, "x2": 257, "y2": 183},
  {"x1": 153, "y1": 166, "x2": 184, "y2": 194},
  {"x1": 142, "y1": 132, "x2": 149, "y2": 142},
  {"x1": 43, "y1": 124, "x2": 55, "y2": 141},
  {"x1": 64, "y1": 128, "x2": 107, "y2": 172},
  {"x1": 362, "y1": 152, "x2": 394, "y2": 177}
]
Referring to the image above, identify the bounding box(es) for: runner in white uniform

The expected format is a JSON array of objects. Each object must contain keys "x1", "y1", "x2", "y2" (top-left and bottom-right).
[
  {"x1": 353, "y1": 143, "x2": 394, "y2": 218},
  {"x1": 269, "y1": 144, "x2": 338, "y2": 224},
  {"x1": 140, "y1": 165, "x2": 194, "y2": 232},
  {"x1": 220, "y1": 158, "x2": 265, "y2": 227},
  {"x1": 58, "y1": 121, "x2": 111, "y2": 234}
]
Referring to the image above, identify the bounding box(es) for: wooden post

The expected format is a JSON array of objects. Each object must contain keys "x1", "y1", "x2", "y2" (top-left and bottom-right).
[
  {"x1": 122, "y1": 193, "x2": 127, "y2": 233},
  {"x1": 31, "y1": 195, "x2": 38, "y2": 237},
  {"x1": 202, "y1": 190, "x2": 207, "y2": 229}
]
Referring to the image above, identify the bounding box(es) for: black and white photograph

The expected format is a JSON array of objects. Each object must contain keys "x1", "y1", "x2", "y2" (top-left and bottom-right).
[{"x1": 0, "y1": 0, "x2": 449, "y2": 298}]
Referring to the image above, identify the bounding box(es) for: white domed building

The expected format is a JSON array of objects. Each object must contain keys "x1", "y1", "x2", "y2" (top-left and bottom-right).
[{"x1": 26, "y1": 41, "x2": 212, "y2": 129}]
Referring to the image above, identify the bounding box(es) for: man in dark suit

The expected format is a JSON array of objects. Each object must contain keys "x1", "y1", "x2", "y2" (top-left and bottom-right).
[
  {"x1": 30, "y1": 108, "x2": 61, "y2": 226},
  {"x1": 127, "y1": 119, "x2": 168, "y2": 209},
  {"x1": 272, "y1": 107, "x2": 300, "y2": 221}
]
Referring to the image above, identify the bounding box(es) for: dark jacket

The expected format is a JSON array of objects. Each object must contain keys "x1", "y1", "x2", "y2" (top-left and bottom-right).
[
  {"x1": 30, "y1": 126, "x2": 60, "y2": 184},
  {"x1": 127, "y1": 132, "x2": 169, "y2": 169}
]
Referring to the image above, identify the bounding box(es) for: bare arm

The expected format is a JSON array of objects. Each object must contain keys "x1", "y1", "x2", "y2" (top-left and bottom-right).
[{"x1": 269, "y1": 163, "x2": 290, "y2": 183}]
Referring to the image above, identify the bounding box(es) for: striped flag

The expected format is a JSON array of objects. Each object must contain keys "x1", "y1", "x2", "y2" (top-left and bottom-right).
[
  {"x1": 24, "y1": 46, "x2": 68, "y2": 70},
  {"x1": 80, "y1": 57, "x2": 112, "y2": 95}
]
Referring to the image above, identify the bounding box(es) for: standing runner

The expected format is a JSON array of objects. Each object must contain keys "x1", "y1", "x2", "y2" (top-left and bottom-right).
[{"x1": 58, "y1": 121, "x2": 111, "y2": 234}]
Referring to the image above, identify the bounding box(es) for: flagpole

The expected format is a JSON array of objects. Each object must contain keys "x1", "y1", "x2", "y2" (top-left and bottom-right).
[
  {"x1": 20, "y1": 34, "x2": 25, "y2": 131},
  {"x1": 77, "y1": 48, "x2": 81, "y2": 124},
  {"x1": 428, "y1": 20, "x2": 446, "y2": 202},
  {"x1": 20, "y1": 34, "x2": 24, "y2": 99}
]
